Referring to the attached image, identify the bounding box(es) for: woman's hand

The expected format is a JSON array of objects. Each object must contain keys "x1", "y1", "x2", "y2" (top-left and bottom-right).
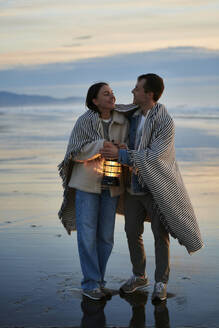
[
  {"x1": 100, "y1": 141, "x2": 119, "y2": 159},
  {"x1": 103, "y1": 141, "x2": 113, "y2": 148}
]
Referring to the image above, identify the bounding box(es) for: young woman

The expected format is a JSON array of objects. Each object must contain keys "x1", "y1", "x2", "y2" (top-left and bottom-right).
[{"x1": 58, "y1": 82, "x2": 129, "y2": 300}]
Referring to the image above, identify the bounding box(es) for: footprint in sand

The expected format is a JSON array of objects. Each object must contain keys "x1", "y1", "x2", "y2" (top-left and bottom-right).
[
  {"x1": 44, "y1": 306, "x2": 53, "y2": 313},
  {"x1": 31, "y1": 224, "x2": 42, "y2": 228},
  {"x1": 181, "y1": 276, "x2": 191, "y2": 280}
]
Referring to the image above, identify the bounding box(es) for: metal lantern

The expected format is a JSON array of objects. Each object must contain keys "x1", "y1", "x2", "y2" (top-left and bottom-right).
[{"x1": 101, "y1": 159, "x2": 122, "y2": 186}]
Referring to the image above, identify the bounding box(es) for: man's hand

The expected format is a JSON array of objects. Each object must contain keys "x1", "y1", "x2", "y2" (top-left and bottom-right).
[
  {"x1": 118, "y1": 143, "x2": 128, "y2": 150},
  {"x1": 100, "y1": 141, "x2": 119, "y2": 159}
]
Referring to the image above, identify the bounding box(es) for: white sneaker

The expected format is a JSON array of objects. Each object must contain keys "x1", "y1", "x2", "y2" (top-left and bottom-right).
[
  {"x1": 120, "y1": 275, "x2": 150, "y2": 293},
  {"x1": 152, "y1": 282, "x2": 167, "y2": 301},
  {"x1": 82, "y1": 288, "x2": 105, "y2": 300}
]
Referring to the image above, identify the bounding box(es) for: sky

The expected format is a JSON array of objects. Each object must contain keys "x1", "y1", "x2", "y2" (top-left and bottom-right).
[
  {"x1": 1, "y1": 0, "x2": 219, "y2": 68},
  {"x1": 1, "y1": 0, "x2": 219, "y2": 107},
  {"x1": 1, "y1": 47, "x2": 219, "y2": 108}
]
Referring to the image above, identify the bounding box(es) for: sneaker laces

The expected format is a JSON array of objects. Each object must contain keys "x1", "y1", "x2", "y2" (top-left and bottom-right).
[
  {"x1": 92, "y1": 288, "x2": 101, "y2": 293},
  {"x1": 126, "y1": 275, "x2": 137, "y2": 286},
  {"x1": 155, "y1": 282, "x2": 165, "y2": 293}
]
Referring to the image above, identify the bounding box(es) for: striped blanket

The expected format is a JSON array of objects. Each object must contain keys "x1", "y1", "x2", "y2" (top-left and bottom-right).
[
  {"x1": 117, "y1": 103, "x2": 204, "y2": 254},
  {"x1": 58, "y1": 109, "x2": 103, "y2": 234},
  {"x1": 58, "y1": 105, "x2": 136, "y2": 234},
  {"x1": 58, "y1": 104, "x2": 204, "y2": 254}
]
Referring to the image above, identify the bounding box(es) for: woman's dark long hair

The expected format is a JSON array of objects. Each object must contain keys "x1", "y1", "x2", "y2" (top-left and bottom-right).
[{"x1": 86, "y1": 82, "x2": 108, "y2": 112}]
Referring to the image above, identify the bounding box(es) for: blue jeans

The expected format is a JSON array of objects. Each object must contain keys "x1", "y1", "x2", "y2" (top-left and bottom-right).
[{"x1": 75, "y1": 189, "x2": 119, "y2": 291}]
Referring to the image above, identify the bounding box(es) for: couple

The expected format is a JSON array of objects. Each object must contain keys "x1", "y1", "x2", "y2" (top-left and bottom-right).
[{"x1": 58, "y1": 73, "x2": 204, "y2": 302}]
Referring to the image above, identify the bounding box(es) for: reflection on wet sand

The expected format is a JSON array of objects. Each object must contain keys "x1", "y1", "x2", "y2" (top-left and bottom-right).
[
  {"x1": 153, "y1": 300, "x2": 170, "y2": 328},
  {"x1": 81, "y1": 297, "x2": 107, "y2": 328},
  {"x1": 81, "y1": 292, "x2": 170, "y2": 328},
  {"x1": 120, "y1": 292, "x2": 148, "y2": 328},
  {"x1": 1, "y1": 105, "x2": 219, "y2": 327}
]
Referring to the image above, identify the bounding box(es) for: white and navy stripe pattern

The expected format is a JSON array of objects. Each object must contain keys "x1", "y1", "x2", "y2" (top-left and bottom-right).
[
  {"x1": 59, "y1": 104, "x2": 204, "y2": 254},
  {"x1": 58, "y1": 109, "x2": 103, "y2": 234},
  {"x1": 122, "y1": 103, "x2": 204, "y2": 254}
]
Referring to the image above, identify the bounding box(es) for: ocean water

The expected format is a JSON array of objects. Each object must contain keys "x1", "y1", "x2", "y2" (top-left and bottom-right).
[{"x1": 0, "y1": 104, "x2": 219, "y2": 327}]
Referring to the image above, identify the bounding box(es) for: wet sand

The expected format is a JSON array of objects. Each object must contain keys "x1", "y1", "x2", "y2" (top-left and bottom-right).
[{"x1": 0, "y1": 106, "x2": 219, "y2": 327}]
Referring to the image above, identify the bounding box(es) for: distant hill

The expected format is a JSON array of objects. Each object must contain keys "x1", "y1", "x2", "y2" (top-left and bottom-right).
[{"x1": 0, "y1": 91, "x2": 83, "y2": 107}]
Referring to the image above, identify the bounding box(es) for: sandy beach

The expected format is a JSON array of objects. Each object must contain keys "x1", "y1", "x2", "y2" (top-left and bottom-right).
[{"x1": 1, "y1": 105, "x2": 219, "y2": 327}]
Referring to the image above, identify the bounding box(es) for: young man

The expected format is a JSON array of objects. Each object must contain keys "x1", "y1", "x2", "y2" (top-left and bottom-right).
[{"x1": 100, "y1": 74, "x2": 203, "y2": 301}]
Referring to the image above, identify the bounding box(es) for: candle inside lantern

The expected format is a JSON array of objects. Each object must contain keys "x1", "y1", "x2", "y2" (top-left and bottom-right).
[{"x1": 101, "y1": 160, "x2": 122, "y2": 186}]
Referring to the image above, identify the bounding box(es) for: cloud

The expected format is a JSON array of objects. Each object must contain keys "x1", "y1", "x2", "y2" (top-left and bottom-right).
[
  {"x1": 1, "y1": 0, "x2": 219, "y2": 69},
  {"x1": 1, "y1": 0, "x2": 218, "y2": 17},
  {"x1": 62, "y1": 43, "x2": 82, "y2": 48},
  {"x1": 161, "y1": 0, "x2": 219, "y2": 6},
  {"x1": 1, "y1": 46, "x2": 219, "y2": 104},
  {"x1": 75, "y1": 35, "x2": 92, "y2": 40}
]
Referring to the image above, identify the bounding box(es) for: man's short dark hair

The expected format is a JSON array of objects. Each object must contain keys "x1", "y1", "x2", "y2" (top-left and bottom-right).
[{"x1": 138, "y1": 73, "x2": 164, "y2": 101}]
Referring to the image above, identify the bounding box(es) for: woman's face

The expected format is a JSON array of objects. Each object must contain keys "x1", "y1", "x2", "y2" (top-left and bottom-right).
[{"x1": 92, "y1": 84, "x2": 116, "y2": 112}]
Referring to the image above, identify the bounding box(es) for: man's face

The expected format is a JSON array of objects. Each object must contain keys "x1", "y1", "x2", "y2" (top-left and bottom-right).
[{"x1": 132, "y1": 79, "x2": 148, "y2": 106}]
